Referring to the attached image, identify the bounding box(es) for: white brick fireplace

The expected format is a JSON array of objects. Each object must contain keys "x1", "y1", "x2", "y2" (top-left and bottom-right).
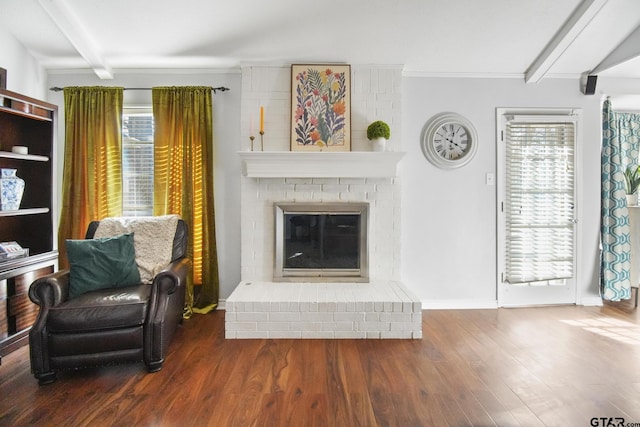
[{"x1": 225, "y1": 65, "x2": 422, "y2": 339}]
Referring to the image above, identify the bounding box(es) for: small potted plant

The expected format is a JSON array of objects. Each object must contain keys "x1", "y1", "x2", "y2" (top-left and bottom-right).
[
  {"x1": 367, "y1": 120, "x2": 391, "y2": 152},
  {"x1": 625, "y1": 165, "x2": 640, "y2": 206}
]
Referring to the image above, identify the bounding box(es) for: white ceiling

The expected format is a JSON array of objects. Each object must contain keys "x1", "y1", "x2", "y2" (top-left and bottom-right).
[{"x1": 1, "y1": 0, "x2": 640, "y2": 81}]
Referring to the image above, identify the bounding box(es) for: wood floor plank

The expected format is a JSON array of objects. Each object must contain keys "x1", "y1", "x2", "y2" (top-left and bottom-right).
[
  {"x1": 2, "y1": 305, "x2": 640, "y2": 426},
  {"x1": 481, "y1": 381, "x2": 545, "y2": 426},
  {"x1": 346, "y1": 392, "x2": 378, "y2": 427}
]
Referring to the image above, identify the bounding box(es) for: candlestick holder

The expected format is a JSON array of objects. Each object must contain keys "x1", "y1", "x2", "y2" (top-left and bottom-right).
[
  {"x1": 249, "y1": 135, "x2": 255, "y2": 151},
  {"x1": 259, "y1": 131, "x2": 264, "y2": 151}
]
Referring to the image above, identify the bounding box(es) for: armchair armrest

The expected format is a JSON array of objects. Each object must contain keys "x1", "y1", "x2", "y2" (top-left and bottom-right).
[
  {"x1": 151, "y1": 257, "x2": 190, "y2": 295},
  {"x1": 28, "y1": 269, "x2": 71, "y2": 308},
  {"x1": 145, "y1": 257, "x2": 191, "y2": 366},
  {"x1": 148, "y1": 256, "x2": 190, "y2": 320},
  {"x1": 29, "y1": 269, "x2": 70, "y2": 381}
]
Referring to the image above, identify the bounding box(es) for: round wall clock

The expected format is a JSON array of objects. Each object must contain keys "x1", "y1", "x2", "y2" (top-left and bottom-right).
[{"x1": 421, "y1": 112, "x2": 478, "y2": 169}]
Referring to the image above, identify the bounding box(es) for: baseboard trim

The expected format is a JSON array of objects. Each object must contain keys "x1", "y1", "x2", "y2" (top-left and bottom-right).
[
  {"x1": 579, "y1": 296, "x2": 603, "y2": 306},
  {"x1": 421, "y1": 299, "x2": 498, "y2": 310}
]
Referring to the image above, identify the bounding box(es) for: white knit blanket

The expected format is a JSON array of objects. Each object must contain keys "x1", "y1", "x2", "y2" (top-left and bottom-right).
[{"x1": 94, "y1": 215, "x2": 179, "y2": 284}]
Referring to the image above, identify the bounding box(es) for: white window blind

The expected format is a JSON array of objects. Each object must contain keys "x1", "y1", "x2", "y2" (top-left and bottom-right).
[
  {"x1": 504, "y1": 118, "x2": 575, "y2": 285},
  {"x1": 122, "y1": 111, "x2": 154, "y2": 216}
]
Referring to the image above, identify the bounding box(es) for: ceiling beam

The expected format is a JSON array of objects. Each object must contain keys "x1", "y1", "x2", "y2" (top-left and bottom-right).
[
  {"x1": 590, "y1": 24, "x2": 640, "y2": 74},
  {"x1": 525, "y1": 0, "x2": 608, "y2": 83},
  {"x1": 37, "y1": 0, "x2": 113, "y2": 79}
]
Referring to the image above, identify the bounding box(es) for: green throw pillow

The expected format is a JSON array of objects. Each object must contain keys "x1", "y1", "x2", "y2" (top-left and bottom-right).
[{"x1": 66, "y1": 232, "x2": 141, "y2": 298}]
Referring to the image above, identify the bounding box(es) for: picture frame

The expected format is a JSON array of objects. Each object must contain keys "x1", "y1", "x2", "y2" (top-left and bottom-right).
[{"x1": 290, "y1": 64, "x2": 351, "y2": 152}]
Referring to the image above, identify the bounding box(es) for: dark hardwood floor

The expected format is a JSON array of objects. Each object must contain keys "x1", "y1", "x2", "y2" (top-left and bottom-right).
[{"x1": 1, "y1": 302, "x2": 640, "y2": 426}]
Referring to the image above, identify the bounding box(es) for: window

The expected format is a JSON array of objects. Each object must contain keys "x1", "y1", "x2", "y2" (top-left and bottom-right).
[
  {"x1": 501, "y1": 114, "x2": 576, "y2": 285},
  {"x1": 122, "y1": 109, "x2": 154, "y2": 216}
]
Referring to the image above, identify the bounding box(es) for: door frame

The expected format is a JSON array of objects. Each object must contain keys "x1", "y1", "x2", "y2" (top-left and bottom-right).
[{"x1": 496, "y1": 108, "x2": 582, "y2": 307}]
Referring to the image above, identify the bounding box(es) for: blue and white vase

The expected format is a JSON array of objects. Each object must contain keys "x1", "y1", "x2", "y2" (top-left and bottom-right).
[{"x1": 0, "y1": 168, "x2": 25, "y2": 211}]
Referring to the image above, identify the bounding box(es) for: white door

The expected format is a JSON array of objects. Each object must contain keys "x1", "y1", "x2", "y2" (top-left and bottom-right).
[{"x1": 497, "y1": 109, "x2": 579, "y2": 307}]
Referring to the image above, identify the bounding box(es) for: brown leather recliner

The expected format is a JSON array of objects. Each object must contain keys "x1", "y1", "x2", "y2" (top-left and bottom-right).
[{"x1": 28, "y1": 219, "x2": 190, "y2": 385}]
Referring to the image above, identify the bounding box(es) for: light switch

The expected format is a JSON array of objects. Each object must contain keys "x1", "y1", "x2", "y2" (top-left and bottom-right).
[{"x1": 485, "y1": 172, "x2": 495, "y2": 186}]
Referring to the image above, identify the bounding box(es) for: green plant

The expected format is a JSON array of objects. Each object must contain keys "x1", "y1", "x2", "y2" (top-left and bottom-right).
[
  {"x1": 625, "y1": 165, "x2": 640, "y2": 195},
  {"x1": 366, "y1": 121, "x2": 391, "y2": 140}
]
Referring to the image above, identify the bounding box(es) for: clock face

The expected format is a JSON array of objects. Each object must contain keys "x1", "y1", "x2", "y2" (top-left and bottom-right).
[
  {"x1": 433, "y1": 123, "x2": 469, "y2": 160},
  {"x1": 421, "y1": 113, "x2": 478, "y2": 169}
]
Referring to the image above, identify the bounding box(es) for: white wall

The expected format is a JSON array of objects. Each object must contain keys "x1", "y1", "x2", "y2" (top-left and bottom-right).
[
  {"x1": 0, "y1": 26, "x2": 47, "y2": 98},
  {"x1": 401, "y1": 77, "x2": 603, "y2": 308},
  {"x1": 599, "y1": 77, "x2": 640, "y2": 112},
  {"x1": 47, "y1": 70, "x2": 242, "y2": 301}
]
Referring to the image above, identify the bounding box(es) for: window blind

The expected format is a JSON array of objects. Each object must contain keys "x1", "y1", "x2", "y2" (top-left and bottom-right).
[
  {"x1": 122, "y1": 112, "x2": 154, "y2": 216},
  {"x1": 504, "y1": 120, "x2": 575, "y2": 285}
]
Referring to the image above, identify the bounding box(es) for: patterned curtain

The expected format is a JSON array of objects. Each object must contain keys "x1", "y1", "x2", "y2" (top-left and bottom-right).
[
  {"x1": 600, "y1": 99, "x2": 640, "y2": 301},
  {"x1": 58, "y1": 87, "x2": 124, "y2": 268},
  {"x1": 152, "y1": 87, "x2": 219, "y2": 317}
]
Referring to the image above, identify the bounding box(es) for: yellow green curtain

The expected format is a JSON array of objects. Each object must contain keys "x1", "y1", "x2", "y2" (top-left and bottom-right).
[
  {"x1": 58, "y1": 87, "x2": 123, "y2": 268},
  {"x1": 152, "y1": 86, "x2": 219, "y2": 317}
]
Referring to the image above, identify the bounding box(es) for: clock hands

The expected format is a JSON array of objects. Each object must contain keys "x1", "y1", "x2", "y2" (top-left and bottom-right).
[
  {"x1": 436, "y1": 125, "x2": 468, "y2": 160},
  {"x1": 446, "y1": 136, "x2": 460, "y2": 148}
]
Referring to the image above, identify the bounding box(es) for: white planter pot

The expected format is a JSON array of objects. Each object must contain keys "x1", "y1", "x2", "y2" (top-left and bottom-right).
[
  {"x1": 371, "y1": 137, "x2": 386, "y2": 152},
  {"x1": 627, "y1": 193, "x2": 639, "y2": 206}
]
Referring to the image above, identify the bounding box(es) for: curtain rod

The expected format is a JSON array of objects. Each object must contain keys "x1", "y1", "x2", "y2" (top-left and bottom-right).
[{"x1": 49, "y1": 86, "x2": 230, "y2": 94}]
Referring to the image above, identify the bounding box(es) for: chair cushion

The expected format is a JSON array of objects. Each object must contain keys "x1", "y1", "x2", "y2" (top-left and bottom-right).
[
  {"x1": 47, "y1": 285, "x2": 151, "y2": 332},
  {"x1": 66, "y1": 233, "x2": 141, "y2": 298}
]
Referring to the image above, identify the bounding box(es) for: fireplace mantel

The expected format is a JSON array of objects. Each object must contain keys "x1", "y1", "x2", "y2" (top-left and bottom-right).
[{"x1": 238, "y1": 151, "x2": 405, "y2": 178}]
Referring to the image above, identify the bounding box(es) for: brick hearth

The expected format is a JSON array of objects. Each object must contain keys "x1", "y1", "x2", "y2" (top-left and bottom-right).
[{"x1": 226, "y1": 281, "x2": 422, "y2": 339}]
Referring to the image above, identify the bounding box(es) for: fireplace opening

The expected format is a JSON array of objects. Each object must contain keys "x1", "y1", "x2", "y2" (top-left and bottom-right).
[{"x1": 274, "y1": 202, "x2": 369, "y2": 282}]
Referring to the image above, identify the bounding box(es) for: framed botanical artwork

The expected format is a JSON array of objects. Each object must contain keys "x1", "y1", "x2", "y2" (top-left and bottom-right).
[{"x1": 291, "y1": 64, "x2": 351, "y2": 151}]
